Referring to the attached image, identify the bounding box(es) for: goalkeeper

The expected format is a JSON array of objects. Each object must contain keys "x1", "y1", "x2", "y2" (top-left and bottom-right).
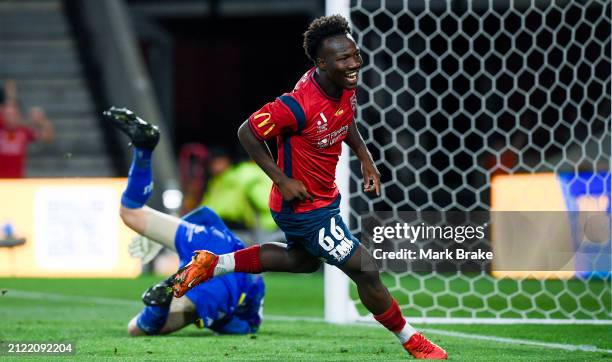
[{"x1": 104, "y1": 107, "x2": 264, "y2": 336}]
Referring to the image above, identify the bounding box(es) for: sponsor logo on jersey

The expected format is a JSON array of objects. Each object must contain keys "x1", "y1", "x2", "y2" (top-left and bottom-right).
[
  {"x1": 255, "y1": 112, "x2": 275, "y2": 136},
  {"x1": 317, "y1": 138, "x2": 329, "y2": 148},
  {"x1": 315, "y1": 124, "x2": 349, "y2": 148},
  {"x1": 316, "y1": 112, "x2": 328, "y2": 133}
]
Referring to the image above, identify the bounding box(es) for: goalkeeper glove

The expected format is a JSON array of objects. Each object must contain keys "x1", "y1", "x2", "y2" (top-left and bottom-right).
[{"x1": 128, "y1": 235, "x2": 163, "y2": 264}]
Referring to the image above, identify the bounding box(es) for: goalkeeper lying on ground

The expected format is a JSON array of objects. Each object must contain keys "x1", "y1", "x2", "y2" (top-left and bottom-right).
[{"x1": 104, "y1": 107, "x2": 264, "y2": 336}]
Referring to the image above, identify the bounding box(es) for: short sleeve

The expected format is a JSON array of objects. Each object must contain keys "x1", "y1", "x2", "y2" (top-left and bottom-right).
[{"x1": 247, "y1": 95, "x2": 305, "y2": 140}]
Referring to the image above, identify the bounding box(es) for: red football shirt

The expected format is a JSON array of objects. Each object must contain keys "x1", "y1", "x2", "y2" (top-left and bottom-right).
[
  {"x1": 248, "y1": 68, "x2": 357, "y2": 213},
  {"x1": 0, "y1": 124, "x2": 37, "y2": 178}
]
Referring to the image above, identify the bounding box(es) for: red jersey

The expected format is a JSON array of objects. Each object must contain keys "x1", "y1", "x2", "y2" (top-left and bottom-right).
[
  {"x1": 248, "y1": 68, "x2": 357, "y2": 213},
  {"x1": 0, "y1": 124, "x2": 36, "y2": 178}
]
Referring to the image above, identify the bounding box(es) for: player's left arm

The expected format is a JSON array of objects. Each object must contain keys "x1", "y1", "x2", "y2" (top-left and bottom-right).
[{"x1": 344, "y1": 122, "x2": 380, "y2": 195}]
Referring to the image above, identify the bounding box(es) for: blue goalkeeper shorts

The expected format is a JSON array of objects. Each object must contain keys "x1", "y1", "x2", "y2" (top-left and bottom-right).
[
  {"x1": 271, "y1": 196, "x2": 359, "y2": 266},
  {"x1": 210, "y1": 274, "x2": 265, "y2": 334}
]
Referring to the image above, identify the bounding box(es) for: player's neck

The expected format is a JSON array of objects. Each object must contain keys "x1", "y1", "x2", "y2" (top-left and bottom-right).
[{"x1": 314, "y1": 69, "x2": 342, "y2": 99}]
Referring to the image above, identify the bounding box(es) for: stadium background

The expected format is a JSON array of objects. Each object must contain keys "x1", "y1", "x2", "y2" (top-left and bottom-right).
[{"x1": 0, "y1": 0, "x2": 610, "y2": 360}]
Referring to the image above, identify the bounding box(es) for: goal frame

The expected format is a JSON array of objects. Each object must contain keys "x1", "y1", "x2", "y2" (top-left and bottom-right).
[{"x1": 324, "y1": 0, "x2": 612, "y2": 326}]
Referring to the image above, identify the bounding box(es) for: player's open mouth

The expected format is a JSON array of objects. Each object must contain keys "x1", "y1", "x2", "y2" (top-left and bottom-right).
[{"x1": 345, "y1": 70, "x2": 359, "y2": 82}]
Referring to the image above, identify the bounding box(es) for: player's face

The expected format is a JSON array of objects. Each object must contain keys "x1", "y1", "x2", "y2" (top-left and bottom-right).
[
  {"x1": 318, "y1": 34, "x2": 363, "y2": 90},
  {"x1": 1, "y1": 103, "x2": 20, "y2": 129}
]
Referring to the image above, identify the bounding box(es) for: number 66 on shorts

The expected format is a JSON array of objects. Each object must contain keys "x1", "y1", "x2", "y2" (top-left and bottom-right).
[{"x1": 317, "y1": 215, "x2": 359, "y2": 265}]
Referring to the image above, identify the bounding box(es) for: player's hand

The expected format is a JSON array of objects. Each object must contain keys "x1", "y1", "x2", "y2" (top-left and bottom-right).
[
  {"x1": 362, "y1": 160, "x2": 381, "y2": 196},
  {"x1": 128, "y1": 235, "x2": 163, "y2": 264},
  {"x1": 29, "y1": 107, "x2": 47, "y2": 124},
  {"x1": 277, "y1": 177, "x2": 314, "y2": 202}
]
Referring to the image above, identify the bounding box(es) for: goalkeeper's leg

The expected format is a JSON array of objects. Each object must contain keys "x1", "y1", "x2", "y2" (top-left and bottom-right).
[
  {"x1": 104, "y1": 106, "x2": 181, "y2": 251},
  {"x1": 120, "y1": 207, "x2": 180, "y2": 252}
]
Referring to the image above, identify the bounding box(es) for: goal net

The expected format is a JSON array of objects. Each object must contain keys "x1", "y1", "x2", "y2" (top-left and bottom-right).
[{"x1": 327, "y1": 0, "x2": 611, "y2": 324}]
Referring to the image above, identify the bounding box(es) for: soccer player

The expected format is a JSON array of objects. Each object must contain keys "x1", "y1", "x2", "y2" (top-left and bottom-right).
[
  {"x1": 103, "y1": 107, "x2": 264, "y2": 336},
  {"x1": 172, "y1": 15, "x2": 447, "y2": 359}
]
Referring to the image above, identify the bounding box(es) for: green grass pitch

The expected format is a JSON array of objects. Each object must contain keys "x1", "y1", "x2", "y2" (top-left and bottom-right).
[{"x1": 1, "y1": 273, "x2": 611, "y2": 361}]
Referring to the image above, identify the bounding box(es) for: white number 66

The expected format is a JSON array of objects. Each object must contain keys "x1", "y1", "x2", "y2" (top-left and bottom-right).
[{"x1": 318, "y1": 217, "x2": 346, "y2": 251}]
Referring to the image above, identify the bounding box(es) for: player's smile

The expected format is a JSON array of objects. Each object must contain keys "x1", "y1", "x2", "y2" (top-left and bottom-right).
[
  {"x1": 344, "y1": 69, "x2": 359, "y2": 87},
  {"x1": 317, "y1": 33, "x2": 363, "y2": 95},
  {"x1": 336, "y1": 62, "x2": 361, "y2": 89}
]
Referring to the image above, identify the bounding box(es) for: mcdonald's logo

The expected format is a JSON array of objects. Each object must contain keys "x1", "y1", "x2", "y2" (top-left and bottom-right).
[
  {"x1": 255, "y1": 112, "x2": 272, "y2": 128},
  {"x1": 255, "y1": 112, "x2": 275, "y2": 136}
]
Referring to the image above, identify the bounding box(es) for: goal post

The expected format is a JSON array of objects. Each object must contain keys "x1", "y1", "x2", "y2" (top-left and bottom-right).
[
  {"x1": 325, "y1": 0, "x2": 359, "y2": 324},
  {"x1": 326, "y1": 0, "x2": 611, "y2": 324}
]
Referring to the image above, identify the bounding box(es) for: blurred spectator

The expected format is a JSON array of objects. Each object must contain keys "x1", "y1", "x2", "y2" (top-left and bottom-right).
[
  {"x1": 0, "y1": 80, "x2": 54, "y2": 178},
  {"x1": 199, "y1": 147, "x2": 280, "y2": 244},
  {"x1": 179, "y1": 143, "x2": 209, "y2": 214}
]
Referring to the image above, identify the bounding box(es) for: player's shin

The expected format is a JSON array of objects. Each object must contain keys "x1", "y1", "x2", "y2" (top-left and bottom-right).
[
  {"x1": 374, "y1": 299, "x2": 447, "y2": 359},
  {"x1": 214, "y1": 245, "x2": 263, "y2": 276},
  {"x1": 135, "y1": 305, "x2": 169, "y2": 335},
  {"x1": 121, "y1": 148, "x2": 154, "y2": 208},
  {"x1": 373, "y1": 299, "x2": 417, "y2": 344}
]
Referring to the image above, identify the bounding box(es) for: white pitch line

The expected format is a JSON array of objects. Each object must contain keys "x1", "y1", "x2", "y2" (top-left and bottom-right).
[
  {"x1": 3, "y1": 290, "x2": 611, "y2": 354},
  {"x1": 265, "y1": 315, "x2": 612, "y2": 355},
  {"x1": 2, "y1": 289, "x2": 141, "y2": 307},
  {"x1": 418, "y1": 327, "x2": 612, "y2": 355}
]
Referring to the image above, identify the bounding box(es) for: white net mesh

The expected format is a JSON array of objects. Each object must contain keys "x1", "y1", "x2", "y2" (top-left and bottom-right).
[{"x1": 348, "y1": 0, "x2": 611, "y2": 322}]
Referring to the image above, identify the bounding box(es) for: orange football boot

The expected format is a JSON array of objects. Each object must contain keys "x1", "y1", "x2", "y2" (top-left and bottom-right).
[
  {"x1": 171, "y1": 250, "x2": 219, "y2": 298},
  {"x1": 403, "y1": 333, "x2": 448, "y2": 359}
]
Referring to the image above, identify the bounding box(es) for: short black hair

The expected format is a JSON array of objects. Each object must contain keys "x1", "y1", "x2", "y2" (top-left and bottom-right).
[
  {"x1": 303, "y1": 15, "x2": 351, "y2": 63},
  {"x1": 0, "y1": 87, "x2": 4, "y2": 104}
]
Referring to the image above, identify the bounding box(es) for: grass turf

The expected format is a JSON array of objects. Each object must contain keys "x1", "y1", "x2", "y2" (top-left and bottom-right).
[
  {"x1": 1, "y1": 273, "x2": 611, "y2": 361},
  {"x1": 349, "y1": 273, "x2": 611, "y2": 320}
]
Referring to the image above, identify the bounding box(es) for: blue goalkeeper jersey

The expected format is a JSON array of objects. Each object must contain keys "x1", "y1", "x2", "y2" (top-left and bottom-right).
[{"x1": 174, "y1": 206, "x2": 264, "y2": 330}]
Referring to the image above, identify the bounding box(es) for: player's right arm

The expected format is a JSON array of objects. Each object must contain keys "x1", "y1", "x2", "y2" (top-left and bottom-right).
[
  {"x1": 238, "y1": 96, "x2": 314, "y2": 202},
  {"x1": 238, "y1": 121, "x2": 312, "y2": 202},
  {"x1": 237, "y1": 121, "x2": 284, "y2": 185}
]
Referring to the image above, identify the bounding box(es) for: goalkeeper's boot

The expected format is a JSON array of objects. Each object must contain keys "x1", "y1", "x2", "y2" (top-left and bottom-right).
[
  {"x1": 171, "y1": 250, "x2": 219, "y2": 298},
  {"x1": 103, "y1": 106, "x2": 160, "y2": 150},
  {"x1": 403, "y1": 333, "x2": 448, "y2": 359},
  {"x1": 142, "y1": 276, "x2": 174, "y2": 307}
]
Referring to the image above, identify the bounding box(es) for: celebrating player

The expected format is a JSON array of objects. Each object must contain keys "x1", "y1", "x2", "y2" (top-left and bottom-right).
[
  {"x1": 103, "y1": 107, "x2": 264, "y2": 336},
  {"x1": 171, "y1": 15, "x2": 447, "y2": 359}
]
